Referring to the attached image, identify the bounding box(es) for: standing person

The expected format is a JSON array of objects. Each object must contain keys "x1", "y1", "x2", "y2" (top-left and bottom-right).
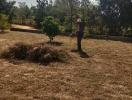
[{"x1": 76, "y1": 17, "x2": 85, "y2": 52}]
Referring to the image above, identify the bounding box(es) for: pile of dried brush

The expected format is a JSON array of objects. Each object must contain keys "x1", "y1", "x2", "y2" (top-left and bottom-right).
[{"x1": 0, "y1": 43, "x2": 69, "y2": 64}]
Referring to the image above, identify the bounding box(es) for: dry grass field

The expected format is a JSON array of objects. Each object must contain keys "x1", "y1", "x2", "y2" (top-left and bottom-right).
[{"x1": 0, "y1": 31, "x2": 132, "y2": 100}]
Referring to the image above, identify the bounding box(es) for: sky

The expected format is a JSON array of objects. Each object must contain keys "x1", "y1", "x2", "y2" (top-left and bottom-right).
[
  {"x1": 8, "y1": 0, "x2": 97, "y2": 7},
  {"x1": 8, "y1": 0, "x2": 37, "y2": 7}
]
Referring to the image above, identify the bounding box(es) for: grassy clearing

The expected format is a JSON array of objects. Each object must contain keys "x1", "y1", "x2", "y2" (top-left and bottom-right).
[{"x1": 0, "y1": 31, "x2": 132, "y2": 100}]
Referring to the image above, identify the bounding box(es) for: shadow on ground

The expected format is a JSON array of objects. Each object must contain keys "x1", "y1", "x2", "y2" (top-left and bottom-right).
[
  {"x1": 88, "y1": 35, "x2": 132, "y2": 43},
  {"x1": 71, "y1": 49, "x2": 89, "y2": 58},
  {"x1": 79, "y1": 51, "x2": 90, "y2": 58},
  {"x1": 36, "y1": 41, "x2": 64, "y2": 46}
]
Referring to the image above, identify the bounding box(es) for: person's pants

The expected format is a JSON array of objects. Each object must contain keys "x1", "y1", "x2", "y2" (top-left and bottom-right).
[{"x1": 77, "y1": 31, "x2": 84, "y2": 51}]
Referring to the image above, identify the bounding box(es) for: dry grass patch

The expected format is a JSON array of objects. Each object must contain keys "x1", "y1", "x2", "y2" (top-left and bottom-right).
[{"x1": 0, "y1": 32, "x2": 132, "y2": 100}]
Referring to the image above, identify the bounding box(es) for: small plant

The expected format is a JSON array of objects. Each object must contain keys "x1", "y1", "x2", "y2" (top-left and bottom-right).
[
  {"x1": 0, "y1": 13, "x2": 9, "y2": 32},
  {"x1": 41, "y1": 16, "x2": 60, "y2": 43}
]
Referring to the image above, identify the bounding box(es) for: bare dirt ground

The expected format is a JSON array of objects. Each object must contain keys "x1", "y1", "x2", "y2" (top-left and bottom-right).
[
  {"x1": 0, "y1": 31, "x2": 132, "y2": 100},
  {"x1": 11, "y1": 24, "x2": 37, "y2": 30}
]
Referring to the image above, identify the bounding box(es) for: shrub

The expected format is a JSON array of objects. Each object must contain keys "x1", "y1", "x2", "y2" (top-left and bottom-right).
[
  {"x1": 41, "y1": 16, "x2": 60, "y2": 42},
  {"x1": 0, "y1": 13, "x2": 9, "y2": 32}
]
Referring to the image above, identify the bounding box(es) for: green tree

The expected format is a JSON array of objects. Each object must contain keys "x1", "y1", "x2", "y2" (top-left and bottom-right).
[
  {"x1": 41, "y1": 16, "x2": 60, "y2": 42},
  {"x1": 99, "y1": 0, "x2": 132, "y2": 36},
  {"x1": 16, "y1": 2, "x2": 31, "y2": 24},
  {"x1": 0, "y1": 0, "x2": 15, "y2": 14},
  {"x1": 81, "y1": 0, "x2": 90, "y2": 21},
  {"x1": 18, "y1": 2, "x2": 31, "y2": 19},
  {"x1": 67, "y1": 0, "x2": 80, "y2": 32},
  {"x1": 0, "y1": 0, "x2": 15, "y2": 23},
  {"x1": 0, "y1": 13, "x2": 9, "y2": 32},
  {"x1": 99, "y1": 0, "x2": 120, "y2": 35},
  {"x1": 54, "y1": 0, "x2": 80, "y2": 32},
  {"x1": 117, "y1": 0, "x2": 132, "y2": 29},
  {"x1": 35, "y1": 0, "x2": 48, "y2": 27}
]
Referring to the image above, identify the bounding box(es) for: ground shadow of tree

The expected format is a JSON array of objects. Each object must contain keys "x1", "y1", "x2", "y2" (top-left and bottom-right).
[{"x1": 36, "y1": 41, "x2": 64, "y2": 46}]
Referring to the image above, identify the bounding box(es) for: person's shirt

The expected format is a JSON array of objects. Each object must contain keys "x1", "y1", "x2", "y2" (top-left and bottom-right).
[{"x1": 77, "y1": 22, "x2": 84, "y2": 32}]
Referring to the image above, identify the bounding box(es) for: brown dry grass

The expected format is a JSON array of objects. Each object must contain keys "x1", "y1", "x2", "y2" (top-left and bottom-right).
[{"x1": 0, "y1": 31, "x2": 132, "y2": 100}]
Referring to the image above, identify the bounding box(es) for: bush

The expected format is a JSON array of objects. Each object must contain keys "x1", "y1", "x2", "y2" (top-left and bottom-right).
[
  {"x1": 41, "y1": 16, "x2": 60, "y2": 42},
  {"x1": 0, "y1": 13, "x2": 9, "y2": 32}
]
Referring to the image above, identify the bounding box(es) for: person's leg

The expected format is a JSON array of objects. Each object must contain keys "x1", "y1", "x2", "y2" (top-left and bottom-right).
[{"x1": 77, "y1": 32, "x2": 83, "y2": 51}]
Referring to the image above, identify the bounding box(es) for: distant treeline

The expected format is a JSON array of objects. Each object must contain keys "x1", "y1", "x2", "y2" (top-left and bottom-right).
[{"x1": 0, "y1": 0, "x2": 132, "y2": 37}]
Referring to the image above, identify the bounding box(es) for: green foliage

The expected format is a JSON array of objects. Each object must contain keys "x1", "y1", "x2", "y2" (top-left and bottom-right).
[
  {"x1": 35, "y1": 0, "x2": 48, "y2": 27},
  {"x1": 18, "y1": 2, "x2": 31, "y2": 19},
  {"x1": 0, "y1": 13, "x2": 9, "y2": 32},
  {"x1": 0, "y1": 0, "x2": 131, "y2": 37},
  {"x1": 99, "y1": 0, "x2": 132, "y2": 36},
  {"x1": 12, "y1": 2, "x2": 33, "y2": 25},
  {"x1": 0, "y1": 0, "x2": 15, "y2": 23},
  {"x1": 0, "y1": 0, "x2": 15, "y2": 15},
  {"x1": 41, "y1": 16, "x2": 60, "y2": 42}
]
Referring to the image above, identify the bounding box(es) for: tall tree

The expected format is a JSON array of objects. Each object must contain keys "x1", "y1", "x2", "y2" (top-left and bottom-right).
[
  {"x1": 117, "y1": 0, "x2": 132, "y2": 28},
  {"x1": 0, "y1": 0, "x2": 15, "y2": 14},
  {"x1": 18, "y1": 2, "x2": 31, "y2": 19},
  {"x1": 81, "y1": 0, "x2": 90, "y2": 21},
  {"x1": 35, "y1": 0, "x2": 48, "y2": 27},
  {"x1": 99, "y1": 0, "x2": 132, "y2": 35},
  {"x1": 0, "y1": 0, "x2": 15, "y2": 23},
  {"x1": 99, "y1": 0, "x2": 120, "y2": 35},
  {"x1": 67, "y1": 0, "x2": 80, "y2": 32}
]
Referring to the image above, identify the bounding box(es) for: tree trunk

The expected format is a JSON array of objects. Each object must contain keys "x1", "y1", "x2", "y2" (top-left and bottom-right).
[{"x1": 70, "y1": 6, "x2": 73, "y2": 33}]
